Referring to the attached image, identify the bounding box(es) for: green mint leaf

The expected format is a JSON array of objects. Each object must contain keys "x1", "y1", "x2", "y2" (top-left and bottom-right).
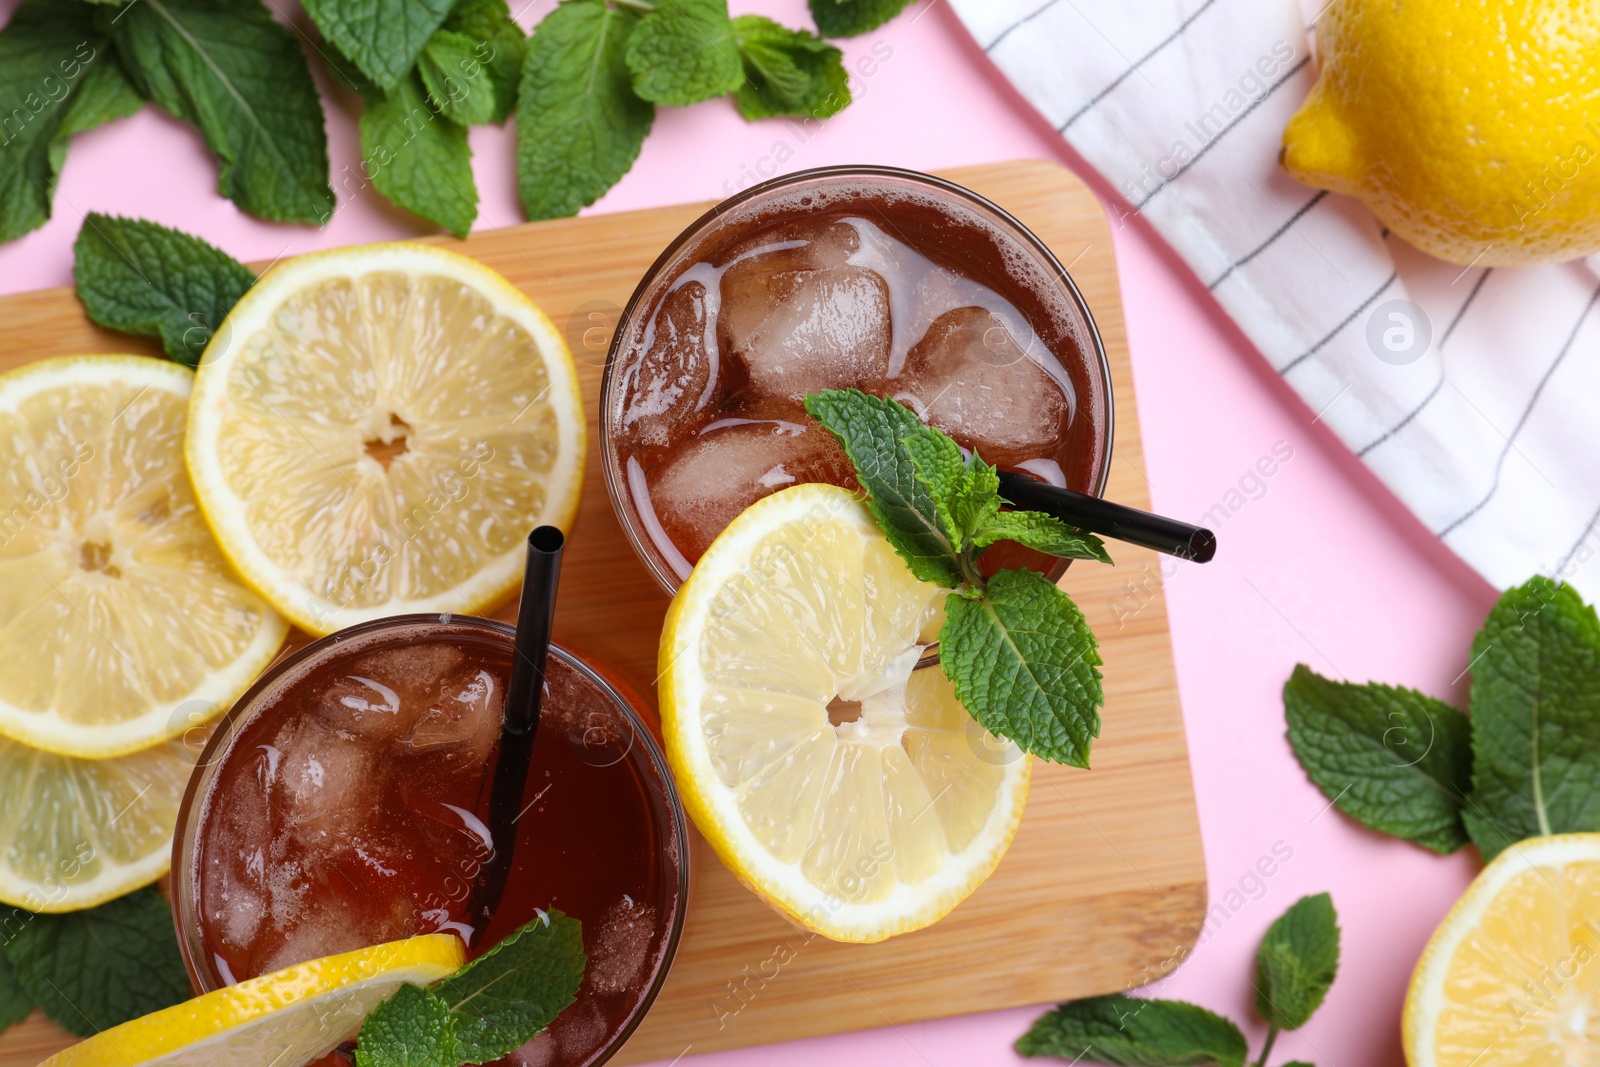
[
  {"x1": 0, "y1": 1, "x2": 135, "y2": 243},
  {"x1": 111, "y1": 0, "x2": 335, "y2": 225},
  {"x1": 72, "y1": 213, "x2": 256, "y2": 367},
  {"x1": 808, "y1": 0, "x2": 915, "y2": 38},
  {"x1": 432, "y1": 910, "x2": 585, "y2": 1063},
  {"x1": 973, "y1": 510, "x2": 1111, "y2": 564},
  {"x1": 1463, "y1": 576, "x2": 1600, "y2": 860},
  {"x1": 302, "y1": 0, "x2": 454, "y2": 92},
  {"x1": 356, "y1": 983, "x2": 458, "y2": 1067},
  {"x1": 900, "y1": 426, "x2": 970, "y2": 546},
  {"x1": 0, "y1": 945, "x2": 33, "y2": 1034},
  {"x1": 941, "y1": 567, "x2": 1103, "y2": 767},
  {"x1": 731, "y1": 15, "x2": 849, "y2": 120},
  {"x1": 441, "y1": 0, "x2": 526, "y2": 123},
  {"x1": 5, "y1": 887, "x2": 190, "y2": 1037},
  {"x1": 804, "y1": 389, "x2": 962, "y2": 587},
  {"x1": 419, "y1": 30, "x2": 498, "y2": 126},
  {"x1": 362, "y1": 73, "x2": 478, "y2": 237},
  {"x1": 1254, "y1": 893, "x2": 1340, "y2": 1031},
  {"x1": 325, "y1": 40, "x2": 384, "y2": 100},
  {"x1": 1281, "y1": 1062, "x2": 1316, "y2": 1066},
  {"x1": 517, "y1": 0, "x2": 653, "y2": 221},
  {"x1": 1283, "y1": 664, "x2": 1472, "y2": 854},
  {"x1": 1017, "y1": 994, "x2": 1248, "y2": 1066},
  {"x1": 625, "y1": 0, "x2": 744, "y2": 107}
]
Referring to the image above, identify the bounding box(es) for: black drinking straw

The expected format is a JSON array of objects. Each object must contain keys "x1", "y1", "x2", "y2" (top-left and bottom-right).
[
  {"x1": 476, "y1": 525, "x2": 565, "y2": 932},
  {"x1": 996, "y1": 471, "x2": 1217, "y2": 563}
]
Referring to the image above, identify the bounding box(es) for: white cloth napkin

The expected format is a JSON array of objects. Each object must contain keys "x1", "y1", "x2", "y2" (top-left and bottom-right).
[{"x1": 948, "y1": 0, "x2": 1600, "y2": 598}]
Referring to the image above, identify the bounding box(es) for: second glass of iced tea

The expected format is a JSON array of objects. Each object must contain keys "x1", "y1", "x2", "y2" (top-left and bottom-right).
[
  {"x1": 602, "y1": 165, "x2": 1114, "y2": 592},
  {"x1": 171, "y1": 614, "x2": 689, "y2": 1067}
]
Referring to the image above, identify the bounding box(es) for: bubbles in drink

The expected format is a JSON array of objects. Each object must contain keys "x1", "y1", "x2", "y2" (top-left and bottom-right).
[
  {"x1": 405, "y1": 666, "x2": 502, "y2": 763},
  {"x1": 587, "y1": 895, "x2": 658, "y2": 995}
]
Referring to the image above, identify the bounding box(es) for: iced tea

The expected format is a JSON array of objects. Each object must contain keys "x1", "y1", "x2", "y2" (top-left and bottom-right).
[
  {"x1": 172, "y1": 616, "x2": 689, "y2": 1067},
  {"x1": 602, "y1": 166, "x2": 1112, "y2": 590}
]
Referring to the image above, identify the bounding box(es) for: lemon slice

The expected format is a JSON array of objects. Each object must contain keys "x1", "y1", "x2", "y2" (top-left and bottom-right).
[
  {"x1": 659, "y1": 483, "x2": 1030, "y2": 942},
  {"x1": 186, "y1": 242, "x2": 586, "y2": 636},
  {"x1": 0, "y1": 355, "x2": 286, "y2": 758},
  {"x1": 39, "y1": 932, "x2": 465, "y2": 1066},
  {"x1": 0, "y1": 732, "x2": 204, "y2": 912},
  {"x1": 1405, "y1": 833, "x2": 1600, "y2": 1065}
]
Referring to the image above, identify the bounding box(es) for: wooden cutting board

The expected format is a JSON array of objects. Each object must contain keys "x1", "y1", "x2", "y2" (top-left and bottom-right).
[{"x1": 0, "y1": 160, "x2": 1205, "y2": 1066}]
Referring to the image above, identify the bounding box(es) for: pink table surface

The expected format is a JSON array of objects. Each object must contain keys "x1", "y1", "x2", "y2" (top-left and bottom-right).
[{"x1": 0, "y1": 1, "x2": 1498, "y2": 1064}]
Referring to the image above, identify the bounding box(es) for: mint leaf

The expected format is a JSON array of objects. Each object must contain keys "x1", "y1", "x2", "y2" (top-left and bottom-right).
[
  {"x1": 731, "y1": 15, "x2": 849, "y2": 120},
  {"x1": 625, "y1": 0, "x2": 744, "y2": 107},
  {"x1": 1283, "y1": 665, "x2": 1472, "y2": 854},
  {"x1": 433, "y1": 910, "x2": 585, "y2": 1063},
  {"x1": 0, "y1": 1, "x2": 137, "y2": 243},
  {"x1": 442, "y1": 0, "x2": 526, "y2": 123},
  {"x1": 941, "y1": 568, "x2": 1103, "y2": 767},
  {"x1": 1255, "y1": 893, "x2": 1339, "y2": 1031},
  {"x1": 805, "y1": 389, "x2": 961, "y2": 587},
  {"x1": 356, "y1": 983, "x2": 457, "y2": 1067},
  {"x1": 5, "y1": 887, "x2": 190, "y2": 1037},
  {"x1": 72, "y1": 213, "x2": 256, "y2": 366},
  {"x1": 1017, "y1": 994, "x2": 1247, "y2": 1066},
  {"x1": 112, "y1": 0, "x2": 334, "y2": 225},
  {"x1": 900, "y1": 426, "x2": 972, "y2": 546},
  {"x1": 973, "y1": 510, "x2": 1111, "y2": 564},
  {"x1": 0, "y1": 947, "x2": 32, "y2": 1034},
  {"x1": 303, "y1": 0, "x2": 454, "y2": 92},
  {"x1": 362, "y1": 73, "x2": 478, "y2": 237},
  {"x1": 808, "y1": 0, "x2": 915, "y2": 38},
  {"x1": 1463, "y1": 576, "x2": 1600, "y2": 859},
  {"x1": 419, "y1": 30, "x2": 497, "y2": 126},
  {"x1": 517, "y1": 0, "x2": 653, "y2": 221}
]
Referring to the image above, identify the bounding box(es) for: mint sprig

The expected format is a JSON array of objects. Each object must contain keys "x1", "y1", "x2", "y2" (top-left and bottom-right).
[
  {"x1": 731, "y1": 16, "x2": 850, "y2": 121},
  {"x1": 356, "y1": 911, "x2": 586, "y2": 1067},
  {"x1": 1020, "y1": 893, "x2": 1340, "y2": 1066},
  {"x1": 805, "y1": 389, "x2": 1108, "y2": 767},
  {"x1": 1284, "y1": 575, "x2": 1600, "y2": 861}
]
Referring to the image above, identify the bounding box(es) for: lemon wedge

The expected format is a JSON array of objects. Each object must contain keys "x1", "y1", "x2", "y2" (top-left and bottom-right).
[
  {"x1": 659, "y1": 483, "x2": 1030, "y2": 942},
  {"x1": 1405, "y1": 833, "x2": 1600, "y2": 1065},
  {"x1": 38, "y1": 933, "x2": 465, "y2": 1066},
  {"x1": 0, "y1": 355, "x2": 285, "y2": 758},
  {"x1": 186, "y1": 242, "x2": 586, "y2": 636}
]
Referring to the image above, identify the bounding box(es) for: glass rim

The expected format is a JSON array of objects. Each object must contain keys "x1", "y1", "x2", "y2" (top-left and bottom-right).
[
  {"x1": 598, "y1": 162, "x2": 1118, "y2": 598},
  {"x1": 170, "y1": 612, "x2": 692, "y2": 1066}
]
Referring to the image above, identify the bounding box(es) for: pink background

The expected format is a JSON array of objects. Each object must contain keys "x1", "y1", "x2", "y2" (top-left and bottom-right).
[{"x1": 0, "y1": 1, "x2": 1498, "y2": 1064}]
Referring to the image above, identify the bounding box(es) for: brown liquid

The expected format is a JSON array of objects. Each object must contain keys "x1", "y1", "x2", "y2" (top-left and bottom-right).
[
  {"x1": 609, "y1": 185, "x2": 1108, "y2": 581},
  {"x1": 188, "y1": 627, "x2": 683, "y2": 1067}
]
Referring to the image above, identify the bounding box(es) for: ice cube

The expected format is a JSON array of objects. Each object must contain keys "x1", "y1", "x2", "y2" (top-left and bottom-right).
[
  {"x1": 644, "y1": 415, "x2": 854, "y2": 561},
  {"x1": 404, "y1": 666, "x2": 502, "y2": 762},
  {"x1": 719, "y1": 260, "x2": 891, "y2": 403},
  {"x1": 586, "y1": 895, "x2": 657, "y2": 995},
  {"x1": 894, "y1": 306, "x2": 1070, "y2": 466},
  {"x1": 257, "y1": 888, "x2": 415, "y2": 974},
  {"x1": 618, "y1": 279, "x2": 723, "y2": 459}
]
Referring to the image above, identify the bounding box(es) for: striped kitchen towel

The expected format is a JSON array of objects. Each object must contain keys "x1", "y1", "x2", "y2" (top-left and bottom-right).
[{"x1": 948, "y1": 0, "x2": 1600, "y2": 598}]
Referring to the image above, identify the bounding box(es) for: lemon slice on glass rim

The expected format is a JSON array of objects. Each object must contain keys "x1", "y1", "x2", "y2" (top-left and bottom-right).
[
  {"x1": 0, "y1": 355, "x2": 286, "y2": 759},
  {"x1": 186, "y1": 242, "x2": 586, "y2": 636},
  {"x1": 659, "y1": 482, "x2": 1031, "y2": 943},
  {"x1": 38, "y1": 933, "x2": 465, "y2": 1066}
]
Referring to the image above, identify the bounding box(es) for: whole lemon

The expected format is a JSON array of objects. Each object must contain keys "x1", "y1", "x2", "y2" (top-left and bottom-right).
[{"x1": 1282, "y1": 0, "x2": 1600, "y2": 266}]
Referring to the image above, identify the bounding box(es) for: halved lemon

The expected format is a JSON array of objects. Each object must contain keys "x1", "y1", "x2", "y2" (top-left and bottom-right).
[
  {"x1": 0, "y1": 355, "x2": 286, "y2": 758},
  {"x1": 1405, "y1": 833, "x2": 1600, "y2": 1065},
  {"x1": 0, "y1": 733, "x2": 201, "y2": 912},
  {"x1": 186, "y1": 243, "x2": 586, "y2": 636},
  {"x1": 659, "y1": 483, "x2": 1030, "y2": 943},
  {"x1": 39, "y1": 933, "x2": 465, "y2": 1066}
]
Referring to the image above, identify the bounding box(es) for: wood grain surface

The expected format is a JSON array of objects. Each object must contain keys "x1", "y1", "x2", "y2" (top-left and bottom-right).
[{"x1": 0, "y1": 160, "x2": 1206, "y2": 1067}]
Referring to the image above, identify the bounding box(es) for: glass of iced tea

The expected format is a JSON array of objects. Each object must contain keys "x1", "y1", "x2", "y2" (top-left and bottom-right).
[
  {"x1": 171, "y1": 614, "x2": 690, "y2": 1067},
  {"x1": 601, "y1": 165, "x2": 1115, "y2": 593}
]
